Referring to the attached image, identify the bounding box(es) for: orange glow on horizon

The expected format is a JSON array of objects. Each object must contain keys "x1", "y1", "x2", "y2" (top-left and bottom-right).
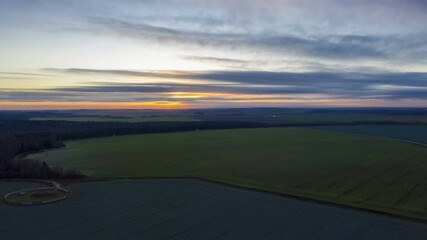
[
  {"x1": 0, "y1": 101, "x2": 187, "y2": 110},
  {"x1": 1, "y1": 98, "x2": 426, "y2": 110}
]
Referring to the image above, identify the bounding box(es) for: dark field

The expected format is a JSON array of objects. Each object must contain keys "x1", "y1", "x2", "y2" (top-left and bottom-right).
[
  {"x1": 27, "y1": 128, "x2": 427, "y2": 219},
  {"x1": 30, "y1": 116, "x2": 200, "y2": 122},
  {"x1": 2, "y1": 179, "x2": 427, "y2": 240},
  {"x1": 20, "y1": 108, "x2": 427, "y2": 125},
  {"x1": 29, "y1": 113, "x2": 427, "y2": 125},
  {"x1": 311, "y1": 125, "x2": 427, "y2": 144},
  {"x1": 200, "y1": 113, "x2": 427, "y2": 124}
]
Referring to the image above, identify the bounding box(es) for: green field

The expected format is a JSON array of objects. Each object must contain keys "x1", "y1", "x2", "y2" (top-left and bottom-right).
[
  {"x1": 27, "y1": 128, "x2": 427, "y2": 219},
  {"x1": 311, "y1": 124, "x2": 427, "y2": 144},
  {"x1": 31, "y1": 116, "x2": 200, "y2": 122}
]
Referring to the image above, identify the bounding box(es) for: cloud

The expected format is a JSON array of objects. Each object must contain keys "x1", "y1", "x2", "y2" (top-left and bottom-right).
[
  {"x1": 44, "y1": 68, "x2": 174, "y2": 79},
  {"x1": 0, "y1": 89, "x2": 169, "y2": 102},
  {"x1": 40, "y1": 68, "x2": 427, "y2": 101},
  {"x1": 2, "y1": 0, "x2": 427, "y2": 107},
  {"x1": 0, "y1": 72, "x2": 55, "y2": 77},
  {"x1": 86, "y1": 17, "x2": 391, "y2": 60},
  {"x1": 3, "y1": 0, "x2": 427, "y2": 72},
  {"x1": 46, "y1": 68, "x2": 427, "y2": 87},
  {"x1": 73, "y1": 15, "x2": 427, "y2": 64},
  {"x1": 182, "y1": 56, "x2": 249, "y2": 65}
]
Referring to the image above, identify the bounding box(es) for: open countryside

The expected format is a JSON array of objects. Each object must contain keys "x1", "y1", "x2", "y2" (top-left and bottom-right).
[
  {"x1": 3, "y1": 0, "x2": 427, "y2": 238},
  {"x1": 2, "y1": 179, "x2": 427, "y2": 240},
  {"x1": 27, "y1": 127, "x2": 427, "y2": 220}
]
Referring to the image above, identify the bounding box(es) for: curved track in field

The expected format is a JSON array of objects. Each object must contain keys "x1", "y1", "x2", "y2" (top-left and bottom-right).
[{"x1": 3, "y1": 180, "x2": 68, "y2": 206}]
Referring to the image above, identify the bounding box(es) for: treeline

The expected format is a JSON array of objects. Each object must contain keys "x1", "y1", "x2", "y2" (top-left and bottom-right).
[
  {"x1": 57, "y1": 121, "x2": 270, "y2": 140},
  {"x1": 0, "y1": 120, "x2": 270, "y2": 179},
  {"x1": 0, "y1": 133, "x2": 82, "y2": 179},
  {"x1": 0, "y1": 120, "x2": 270, "y2": 138}
]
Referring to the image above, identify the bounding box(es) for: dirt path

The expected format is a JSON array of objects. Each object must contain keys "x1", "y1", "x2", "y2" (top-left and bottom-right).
[{"x1": 3, "y1": 180, "x2": 69, "y2": 206}]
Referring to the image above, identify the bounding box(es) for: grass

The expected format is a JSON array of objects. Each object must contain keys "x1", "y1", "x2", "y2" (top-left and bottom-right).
[
  {"x1": 310, "y1": 124, "x2": 427, "y2": 144},
  {"x1": 27, "y1": 127, "x2": 427, "y2": 219},
  {"x1": 30, "y1": 116, "x2": 200, "y2": 122}
]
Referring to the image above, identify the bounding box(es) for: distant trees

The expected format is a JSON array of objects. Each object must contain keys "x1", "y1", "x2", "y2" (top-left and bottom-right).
[
  {"x1": 56, "y1": 121, "x2": 270, "y2": 140},
  {"x1": 0, "y1": 133, "x2": 82, "y2": 179}
]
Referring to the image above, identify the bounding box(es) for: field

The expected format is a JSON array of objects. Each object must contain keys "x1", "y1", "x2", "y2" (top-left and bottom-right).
[
  {"x1": 201, "y1": 113, "x2": 427, "y2": 124},
  {"x1": 30, "y1": 116, "x2": 199, "y2": 122},
  {"x1": 31, "y1": 113, "x2": 427, "y2": 125},
  {"x1": 2, "y1": 179, "x2": 427, "y2": 239},
  {"x1": 311, "y1": 124, "x2": 427, "y2": 144},
  {"x1": 27, "y1": 127, "x2": 427, "y2": 219}
]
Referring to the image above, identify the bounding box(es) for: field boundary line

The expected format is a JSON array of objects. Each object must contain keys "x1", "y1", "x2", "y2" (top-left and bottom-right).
[
  {"x1": 61, "y1": 177, "x2": 427, "y2": 225},
  {"x1": 306, "y1": 127, "x2": 427, "y2": 148}
]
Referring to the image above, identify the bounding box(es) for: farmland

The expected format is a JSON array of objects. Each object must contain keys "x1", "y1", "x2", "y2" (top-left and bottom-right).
[
  {"x1": 311, "y1": 124, "x2": 427, "y2": 144},
  {"x1": 27, "y1": 127, "x2": 427, "y2": 219},
  {"x1": 200, "y1": 113, "x2": 427, "y2": 124},
  {"x1": 30, "y1": 116, "x2": 200, "y2": 122},
  {"x1": 2, "y1": 179, "x2": 427, "y2": 239},
  {"x1": 30, "y1": 113, "x2": 427, "y2": 125}
]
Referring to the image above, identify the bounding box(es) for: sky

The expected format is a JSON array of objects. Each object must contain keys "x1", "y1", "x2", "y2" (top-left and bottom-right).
[{"x1": 0, "y1": 0, "x2": 427, "y2": 109}]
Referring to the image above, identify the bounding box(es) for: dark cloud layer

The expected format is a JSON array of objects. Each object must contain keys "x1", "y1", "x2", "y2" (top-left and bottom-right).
[
  {"x1": 2, "y1": 0, "x2": 427, "y2": 71},
  {"x1": 43, "y1": 68, "x2": 427, "y2": 100},
  {"x1": 182, "y1": 56, "x2": 249, "y2": 65},
  {"x1": 88, "y1": 17, "x2": 424, "y2": 61},
  {"x1": 44, "y1": 68, "x2": 173, "y2": 79}
]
